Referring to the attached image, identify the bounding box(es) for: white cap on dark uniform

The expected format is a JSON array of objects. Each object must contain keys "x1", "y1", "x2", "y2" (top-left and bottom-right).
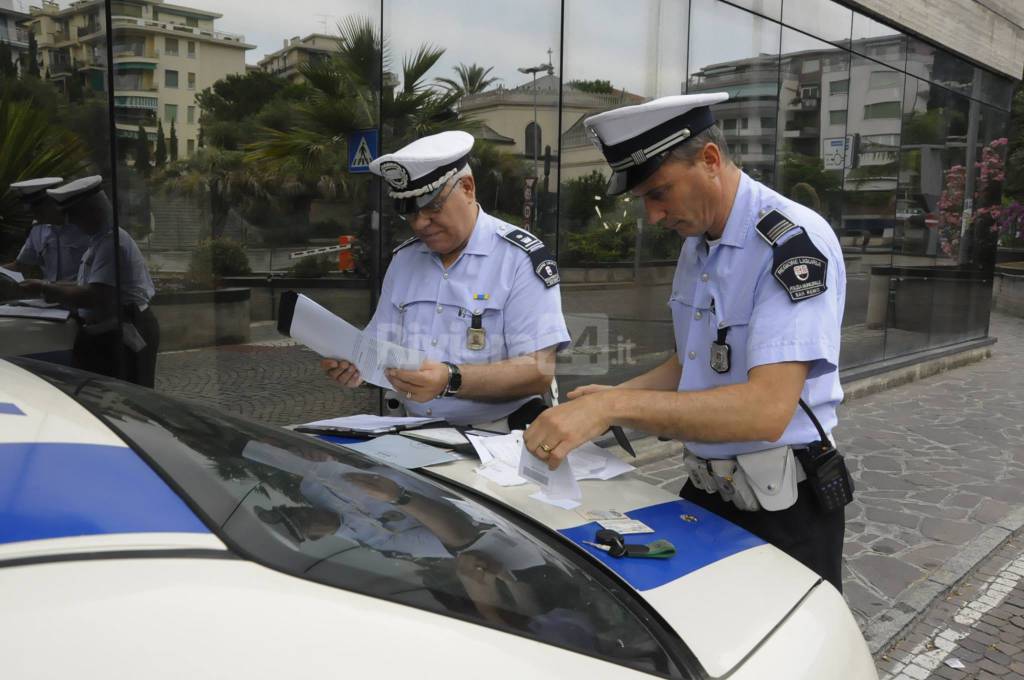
[
  {"x1": 9, "y1": 177, "x2": 64, "y2": 204},
  {"x1": 369, "y1": 131, "x2": 474, "y2": 213},
  {"x1": 46, "y1": 175, "x2": 104, "y2": 210},
  {"x1": 584, "y1": 92, "x2": 730, "y2": 195}
]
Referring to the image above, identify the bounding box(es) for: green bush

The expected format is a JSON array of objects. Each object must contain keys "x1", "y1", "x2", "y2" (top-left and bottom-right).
[
  {"x1": 289, "y1": 253, "x2": 335, "y2": 278},
  {"x1": 188, "y1": 237, "x2": 251, "y2": 287}
]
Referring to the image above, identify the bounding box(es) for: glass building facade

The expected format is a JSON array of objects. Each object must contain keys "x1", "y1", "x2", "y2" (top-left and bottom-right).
[{"x1": 0, "y1": 0, "x2": 1017, "y2": 425}]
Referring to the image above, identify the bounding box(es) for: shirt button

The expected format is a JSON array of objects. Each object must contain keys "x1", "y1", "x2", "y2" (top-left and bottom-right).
[
  {"x1": 688, "y1": 351, "x2": 696, "y2": 360},
  {"x1": 694, "y1": 311, "x2": 702, "y2": 320},
  {"x1": 443, "y1": 273, "x2": 448, "y2": 280},
  {"x1": 701, "y1": 273, "x2": 709, "y2": 282},
  {"x1": 436, "y1": 305, "x2": 443, "y2": 314},
  {"x1": 431, "y1": 338, "x2": 438, "y2": 346},
  {"x1": 426, "y1": 408, "x2": 433, "y2": 416}
]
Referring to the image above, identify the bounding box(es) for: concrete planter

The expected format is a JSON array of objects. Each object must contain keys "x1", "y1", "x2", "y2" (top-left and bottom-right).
[
  {"x1": 151, "y1": 287, "x2": 251, "y2": 351},
  {"x1": 220, "y1": 276, "x2": 373, "y2": 325},
  {"x1": 993, "y1": 264, "x2": 1024, "y2": 317},
  {"x1": 866, "y1": 265, "x2": 992, "y2": 336}
]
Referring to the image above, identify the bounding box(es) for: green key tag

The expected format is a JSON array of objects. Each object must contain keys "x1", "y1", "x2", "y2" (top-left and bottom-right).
[{"x1": 624, "y1": 539, "x2": 676, "y2": 559}]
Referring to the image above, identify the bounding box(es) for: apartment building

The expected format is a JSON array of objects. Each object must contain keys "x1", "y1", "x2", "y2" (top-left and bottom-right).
[
  {"x1": 0, "y1": 0, "x2": 30, "y2": 73},
  {"x1": 24, "y1": 0, "x2": 252, "y2": 158},
  {"x1": 257, "y1": 33, "x2": 334, "y2": 85}
]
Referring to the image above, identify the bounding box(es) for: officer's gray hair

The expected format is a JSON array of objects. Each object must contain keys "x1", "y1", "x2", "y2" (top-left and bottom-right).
[{"x1": 666, "y1": 125, "x2": 731, "y2": 166}]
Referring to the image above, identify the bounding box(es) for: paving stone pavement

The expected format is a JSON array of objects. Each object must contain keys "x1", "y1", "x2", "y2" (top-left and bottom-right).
[
  {"x1": 875, "y1": 535, "x2": 1024, "y2": 680},
  {"x1": 629, "y1": 311, "x2": 1024, "y2": 653}
]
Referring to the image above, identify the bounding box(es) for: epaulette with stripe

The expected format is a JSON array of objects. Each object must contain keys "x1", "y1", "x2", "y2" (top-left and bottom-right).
[
  {"x1": 497, "y1": 227, "x2": 560, "y2": 288},
  {"x1": 755, "y1": 209, "x2": 828, "y2": 302},
  {"x1": 392, "y1": 235, "x2": 420, "y2": 254}
]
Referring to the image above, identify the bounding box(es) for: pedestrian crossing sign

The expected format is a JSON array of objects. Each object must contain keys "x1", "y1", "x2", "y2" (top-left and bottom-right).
[{"x1": 348, "y1": 129, "x2": 378, "y2": 173}]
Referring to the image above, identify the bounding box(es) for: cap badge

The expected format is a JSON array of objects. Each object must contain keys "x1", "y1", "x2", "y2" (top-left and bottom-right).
[{"x1": 378, "y1": 161, "x2": 410, "y2": 190}]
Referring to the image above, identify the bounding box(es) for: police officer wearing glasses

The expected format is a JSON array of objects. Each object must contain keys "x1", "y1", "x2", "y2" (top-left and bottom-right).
[
  {"x1": 322, "y1": 131, "x2": 571, "y2": 431},
  {"x1": 523, "y1": 94, "x2": 852, "y2": 591}
]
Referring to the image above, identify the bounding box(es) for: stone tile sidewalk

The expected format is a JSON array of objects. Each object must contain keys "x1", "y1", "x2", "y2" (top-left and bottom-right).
[
  {"x1": 631, "y1": 311, "x2": 1024, "y2": 654},
  {"x1": 875, "y1": 535, "x2": 1024, "y2": 680}
]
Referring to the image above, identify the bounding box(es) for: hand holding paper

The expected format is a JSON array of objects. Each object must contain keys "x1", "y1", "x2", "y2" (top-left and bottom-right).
[{"x1": 279, "y1": 292, "x2": 424, "y2": 390}]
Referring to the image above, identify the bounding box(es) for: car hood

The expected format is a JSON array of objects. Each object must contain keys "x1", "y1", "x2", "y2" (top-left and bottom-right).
[{"x1": 428, "y1": 458, "x2": 820, "y2": 678}]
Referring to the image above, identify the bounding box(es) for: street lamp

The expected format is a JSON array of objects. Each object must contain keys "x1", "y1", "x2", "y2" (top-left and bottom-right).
[{"x1": 518, "y1": 55, "x2": 554, "y2": 230}]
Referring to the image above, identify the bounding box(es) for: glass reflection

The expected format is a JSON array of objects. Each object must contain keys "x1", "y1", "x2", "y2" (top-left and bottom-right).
[
  {"x1": 838, "y1": 56, "x2": 903, "y2": 366},
  {"x1": 780, "y1": 0, "x2": 852, "y2": 47},
  {"x1": 850, "y1": 11, "x2": 906, "y2": 72},
  {"x1": 557, "y1": 0, "x2": 687, "y2": 395},
  {"x1": 688, "y1": 0, "x2": 780, "y2": 186},
  {"x1": 108, "y1": 0, "x2": 381, "y2": 423}
]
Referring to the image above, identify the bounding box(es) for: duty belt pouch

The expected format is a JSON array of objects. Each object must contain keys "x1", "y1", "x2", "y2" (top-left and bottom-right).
[
  {"x1": 683, "y1": 451, "x2": 717, "y2": 494},
  {"x1": 735, "y1": 446, "x2": 800, "y2": 511},
  {"x1": 121, "y1": 322, "x2": 147, "y2": 353},
  {"x1": 795, "y1": 445, "x2": 854, "y2": 513},
  {"x1": 708, "y1": 459, "x2": 760, "y2": 511}
]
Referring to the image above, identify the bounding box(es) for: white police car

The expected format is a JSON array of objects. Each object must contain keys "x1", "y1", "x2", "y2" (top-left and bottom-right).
[{"x1": 0, "y1": 358, "x2": 877, "y2": 679}]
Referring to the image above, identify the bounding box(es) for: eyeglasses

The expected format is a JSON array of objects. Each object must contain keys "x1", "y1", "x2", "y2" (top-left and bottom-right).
[{"x1": 398, "y1": 179, "x2": 461, "y2": 222}]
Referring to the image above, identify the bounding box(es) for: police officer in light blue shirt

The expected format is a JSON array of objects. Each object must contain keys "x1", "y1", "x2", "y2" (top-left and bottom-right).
[
  {"x1": 321, "y1": 131, "x2": 571, "y2": 429},
  {"x1": 523, "y1": 94, "x2": 851, "y2": 591},
  {"x1": 2, "y1": 177, "x2": 90, "y2": 282},
  {"x1": 21, "y1": 176, "x2": 160, "y2": 387}
]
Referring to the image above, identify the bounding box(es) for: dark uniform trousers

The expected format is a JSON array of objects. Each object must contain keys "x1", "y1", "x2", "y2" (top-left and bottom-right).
[
  {"x1": 72, "y1": 307, "x2": 160, "y2": 388},
  {"x1": 680, "y1": 479, "x2": 845, "y2": 592}
]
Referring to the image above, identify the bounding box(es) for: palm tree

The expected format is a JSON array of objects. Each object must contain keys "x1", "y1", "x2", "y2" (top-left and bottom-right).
[
  {"x1": 0, "y1": 97, "x2": 88, "y2": 236},
  {"x1": 245, "y1": 15, "x2": 466, "y2": 197},
  {"x1": 435, "y1": 63, "x2": 500, "y2": 97}
]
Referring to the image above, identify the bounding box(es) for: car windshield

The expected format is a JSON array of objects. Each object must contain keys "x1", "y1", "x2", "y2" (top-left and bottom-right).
[{"x1": 22, "y1": 359, "x2": 693, "y2": 679}]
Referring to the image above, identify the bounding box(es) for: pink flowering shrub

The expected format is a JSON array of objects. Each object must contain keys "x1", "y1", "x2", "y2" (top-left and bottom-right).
[{"x1": 936, "y1": 138, "x2": 1009, "y2": 257}]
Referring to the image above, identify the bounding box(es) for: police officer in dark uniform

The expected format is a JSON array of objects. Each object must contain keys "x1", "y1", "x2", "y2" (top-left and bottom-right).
[{"x1": 523, "y1": 94, "x2": 852, "y2": 591}]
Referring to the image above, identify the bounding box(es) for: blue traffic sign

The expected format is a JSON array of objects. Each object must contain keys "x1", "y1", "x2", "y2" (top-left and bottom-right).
[{"x1": 348, "y1": 129, "x2": 379, "y2": 173}]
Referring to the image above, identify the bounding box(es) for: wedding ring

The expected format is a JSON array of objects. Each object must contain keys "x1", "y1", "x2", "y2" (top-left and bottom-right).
[
  {"x1": 405, "y1": 392, "x2": 413, "y2": 399},
  {"x1": 540, "y1": 443, "x2": 553, "y2": 453}
]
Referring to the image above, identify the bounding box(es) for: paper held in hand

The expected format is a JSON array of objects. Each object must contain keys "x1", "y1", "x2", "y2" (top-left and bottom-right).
[{"x1": 280, "y1": 292, "x2": 424, "y2": 389}]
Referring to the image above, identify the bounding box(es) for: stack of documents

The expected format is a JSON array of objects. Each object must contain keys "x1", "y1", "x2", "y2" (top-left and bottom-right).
[
  {"x1": 345, "y1": 434, "x2": 460, "y2": 469},
  {"x1": 0, "y1": 266, "x2": 24, "y2": 284},
  {"x1": 295, "y1": 414, "x2": 444, "y2": 436},
  {"x1": 278, "y1": 292, "x2": 424, "y2": 389},
  {"x1": 466, "y1": 431, "x2": 635, "y2": 508},
  {"x1": 0, "y1": 304, "x2": 70, "y2": 322}
]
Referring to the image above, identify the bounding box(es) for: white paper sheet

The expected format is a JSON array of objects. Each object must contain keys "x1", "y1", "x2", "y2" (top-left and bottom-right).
[
  {"x1": 0, "y1": 266, "x2": 24, "y2": 283},
  {"x1": 400, "y1": 427, "x2": 470, "y2": 447},
  {"x1": 345, "y1": 434, "x2": 459, "y2": 469},
  {"x1": 299, "y1": 414, "x2": 441, "y2": 434},
  {"x1": 566, "y1": 442, "x2": 635, "y2": 481},
  {"x1": 529, "y1": 491, "x2": 581, "y2": 510},
  {"x1": 0, "y1": 304, "x2": 70, "y2": 321},
  {"x1": 468, "y1": 432, "x2": 528, "y2": 486},
  {"x1": 518, "y1": 440, "x2": 581, "y2": 501},
  {"x1": 289, "y1": 294, "x2": 424, "y2": 389}
]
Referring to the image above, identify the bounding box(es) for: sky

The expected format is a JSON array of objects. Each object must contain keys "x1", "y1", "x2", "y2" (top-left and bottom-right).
[{"x1": 44, "y1": 0, "x2": 895, "y2": 95}]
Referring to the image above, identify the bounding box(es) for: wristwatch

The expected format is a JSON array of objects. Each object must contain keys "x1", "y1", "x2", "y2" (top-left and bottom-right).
[{"x1": 441, "y1": 361, "x2": 462, "y2": 397}]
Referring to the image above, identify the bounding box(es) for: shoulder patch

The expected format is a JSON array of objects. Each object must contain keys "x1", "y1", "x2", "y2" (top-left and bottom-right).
[
  {"x1": 392, "y1": 235, "x2": 420, "y2": 254},
  {"x1": 498, "y1": 228, "x2": 560, "y2": 288},
  {"x1": 755, "y1": 209, "x2": 800, "y2": 246},
  {"x1": 771, "y1": 229, "x2": 828, "y2": 302}
]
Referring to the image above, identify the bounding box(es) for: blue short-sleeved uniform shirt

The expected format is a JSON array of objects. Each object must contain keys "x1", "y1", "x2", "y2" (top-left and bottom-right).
[
  {"x1": 76, "y1": 226, "x2": 155, "y2": 322},
  {"x1": 670, "y1": 172, "x2": 846, "y2": 459},
  {"x1": 365, "y1": 208, "x2": 571, "y2": 426},
  {"x1": 16, "y1": 223, "x2": 90, "y2": 282}
]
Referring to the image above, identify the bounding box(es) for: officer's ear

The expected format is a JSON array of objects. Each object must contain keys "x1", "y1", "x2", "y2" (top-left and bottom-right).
[
  {"x1": 700, "y1": 143, "x2": 723, "y2": 174},
  {"x1": 458, "y1": 174, "x2": 476, "y2": 200}
]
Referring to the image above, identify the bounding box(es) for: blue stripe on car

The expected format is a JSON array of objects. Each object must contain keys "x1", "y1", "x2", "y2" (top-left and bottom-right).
[
  {"x1": 0, "y1": 403, "x2": 25, "y2": 416},
  {"x1": 0, "y1": 442, "x2": 209, "y2": 545},
  {"x1": 559, "y1": 499, "x2": 764, "y2": 591}
]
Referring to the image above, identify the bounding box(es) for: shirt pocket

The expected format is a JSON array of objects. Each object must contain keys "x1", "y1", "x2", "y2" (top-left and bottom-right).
[
  {"x1": 389, "y1": 287, "x2": 439, "y2": 351},
  {"x1": 707, "y1": 281, "x2": 756, "y2": 380},
  {"x1": 450, "y1": 298, "x2": 506, "y2": 364}
]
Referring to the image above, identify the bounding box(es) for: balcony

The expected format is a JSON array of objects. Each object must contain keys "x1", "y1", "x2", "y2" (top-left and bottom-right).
[
  {"x1": 77, "y1": 24, "x2": 101, "y2": 39},
  {"x1": 49, "y1": 60, "x2": 73, "y2": 76},
  {"x1": 110, "y1": 15, "x2": 248, "y2": 45}
]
